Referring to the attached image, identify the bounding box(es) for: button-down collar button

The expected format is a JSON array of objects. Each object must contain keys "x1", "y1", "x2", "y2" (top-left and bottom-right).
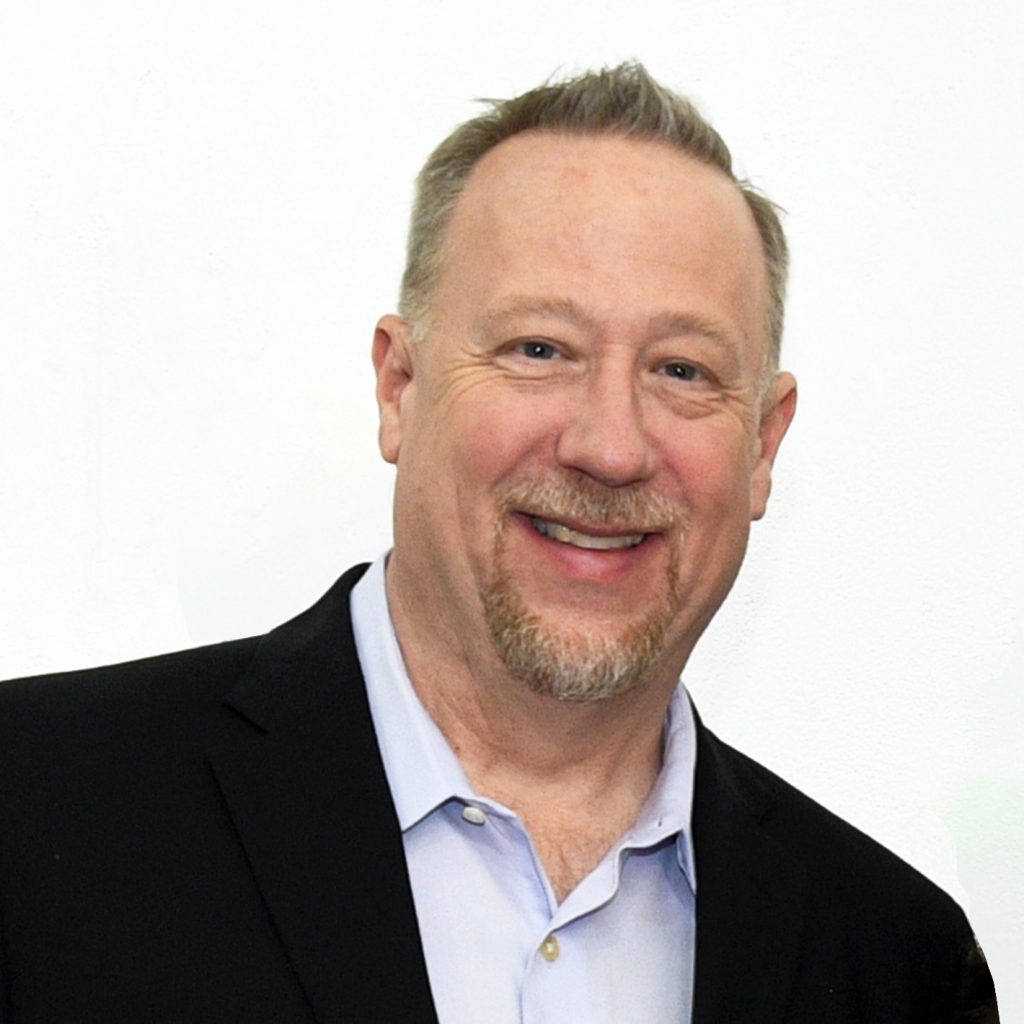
[
  {"x1": 461, "y1": 805, "x2": 487, "y2": 826},
  {"x1": 539, "y1": 934, "x2": 560, "y2": 962}
]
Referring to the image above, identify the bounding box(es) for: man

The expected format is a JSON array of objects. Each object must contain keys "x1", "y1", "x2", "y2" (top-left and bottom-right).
[{"x1": 0, "y1": 64, "x2": 997, "y2": 1022}]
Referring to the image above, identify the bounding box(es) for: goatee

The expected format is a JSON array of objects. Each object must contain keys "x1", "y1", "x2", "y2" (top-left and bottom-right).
[{"x1": 481, "y1": 477, "x2": 683, "y2": 702}]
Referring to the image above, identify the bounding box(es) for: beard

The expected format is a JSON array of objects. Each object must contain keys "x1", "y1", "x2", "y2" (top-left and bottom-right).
[{"x1": 481, "y1": 477, "x2": 684, "y2": 702}]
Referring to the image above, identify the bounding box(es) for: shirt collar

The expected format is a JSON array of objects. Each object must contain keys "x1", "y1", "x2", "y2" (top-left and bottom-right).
[
  {"x1": 350, "y1": 552, "x2": 697, "y2": 890},
  {"x1": 351, "y1": 554, "x2": 475, "y2": 831},
  {"x1": 628, "y1": 685, "x2": 698, "y2": 890}
]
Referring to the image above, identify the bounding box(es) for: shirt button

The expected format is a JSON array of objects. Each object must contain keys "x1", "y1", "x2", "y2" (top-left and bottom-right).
[
  {"x1": 461, "y1": 805, "x2": 487, "y2": 826},
  {"x1": 539, "y1": 935, "x2": 560, "y2": 962}
]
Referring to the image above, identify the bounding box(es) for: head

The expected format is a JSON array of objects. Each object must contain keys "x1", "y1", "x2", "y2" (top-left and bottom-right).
[
  {"x1": 375, "y1": 65, "x2": 796, "y2": 704},
  {"x1": 399, "y1": 61, "x2": 788, "y2": 377}
]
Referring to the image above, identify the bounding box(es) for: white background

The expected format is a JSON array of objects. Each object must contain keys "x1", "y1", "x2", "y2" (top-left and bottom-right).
[{"x1": 2, "y1": 0, "x2": 1021, "y2": 1012}]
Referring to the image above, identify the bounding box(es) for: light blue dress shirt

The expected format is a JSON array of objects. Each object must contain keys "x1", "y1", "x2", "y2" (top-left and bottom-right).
[{"x1": 350, "y1": 555, "x2": 697, "y2": 1024}]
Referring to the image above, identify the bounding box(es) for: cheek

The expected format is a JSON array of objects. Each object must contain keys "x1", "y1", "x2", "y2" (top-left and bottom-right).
[
  {"x1": 666, "y1": 432, "x2": 756, "y2": 599},
  {"x1": 447, "y1": 391, "x2": 559, "y2": 492},
  {"x1": 664, "y1": 426, "x2": 754, "y2": 514}
]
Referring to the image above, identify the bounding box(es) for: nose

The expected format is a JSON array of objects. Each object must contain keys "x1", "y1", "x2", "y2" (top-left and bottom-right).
[{"x1": 554, "y1": 369, "x2": 656, "y2": 488}]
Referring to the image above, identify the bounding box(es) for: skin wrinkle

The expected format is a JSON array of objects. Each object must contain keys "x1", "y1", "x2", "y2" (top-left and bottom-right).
[
  {"x1": 461, "y1": 322, "x2": 753, "y2": 431},
  {"x1": 477, "y1": 295, "x2": 744, "y2": 353},
  {"x1": 424, "y1": 302, "x2": 774, "y2": 403},
  {"x1": 478, "y1": 310, "x2": 746, "y2": 386}
]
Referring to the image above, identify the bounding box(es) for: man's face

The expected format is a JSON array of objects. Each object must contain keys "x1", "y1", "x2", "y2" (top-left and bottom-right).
[{"x1": 375, "y1": 132, "x2": 795, "y2": 699}]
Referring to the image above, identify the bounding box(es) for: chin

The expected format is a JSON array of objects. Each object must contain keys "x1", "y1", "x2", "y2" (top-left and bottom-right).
[{"x1": 481, "y1": 565, "x2": 677, "y2": 702}]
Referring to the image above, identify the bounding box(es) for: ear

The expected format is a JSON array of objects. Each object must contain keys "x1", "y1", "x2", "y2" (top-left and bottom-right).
[
  {"x1": 372, "y1": 314, "x2": 416, "y2": 465},
  {"x1": 750, "y1": 371, "x2": 797, "y2": 521}
]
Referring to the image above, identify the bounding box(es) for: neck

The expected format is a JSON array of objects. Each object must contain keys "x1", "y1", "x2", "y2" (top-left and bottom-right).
[{"x1": 384, "y1": 556, "x2": 684, "y2": 848}]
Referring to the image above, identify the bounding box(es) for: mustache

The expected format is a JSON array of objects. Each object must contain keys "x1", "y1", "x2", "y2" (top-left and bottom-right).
[{"x1": 499, "y1": 477, "x2": 680, "y2": 533}]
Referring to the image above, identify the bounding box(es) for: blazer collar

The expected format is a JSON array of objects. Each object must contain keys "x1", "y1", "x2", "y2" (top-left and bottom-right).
[
  {"x1": 208, "y1": 563, "x2": 807, "y2": 1024},
  {"x1": 208, "y1": 564, "x2": 439, "y2": 1024},
  {"x1": 690, "y1": 709, "x2": 809, "y2": 1024}
]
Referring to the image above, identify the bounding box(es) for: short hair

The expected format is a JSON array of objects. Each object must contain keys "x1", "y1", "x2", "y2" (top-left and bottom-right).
[{"x1": 399, "y1": 62, "x2": 788, "y2": 371}]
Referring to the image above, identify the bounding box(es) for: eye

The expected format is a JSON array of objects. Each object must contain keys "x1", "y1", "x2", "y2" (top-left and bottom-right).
[
  {"x1": 517, "y1": 339, "x2": 559, "y2": 360},
  {"x1": 661, "y1": 361, "x2": 703, "y2": 382}
]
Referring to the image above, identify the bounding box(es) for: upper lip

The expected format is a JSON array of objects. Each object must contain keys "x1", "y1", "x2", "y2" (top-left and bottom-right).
[{"x1": 520, "y1": 511, "x2": 661, "y2": 538}]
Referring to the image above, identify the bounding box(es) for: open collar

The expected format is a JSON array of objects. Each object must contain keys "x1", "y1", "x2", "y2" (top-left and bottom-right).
[
  {"x1": 350, "y1": 554, "x2": 475, "y2": 832},
  {"x1": 206, "y1": 563, "x2": 806, "y2": 1024}
]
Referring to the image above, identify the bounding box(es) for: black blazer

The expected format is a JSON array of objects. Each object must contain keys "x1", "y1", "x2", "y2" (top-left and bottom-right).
[{"x1": 0, "y1": 565, "x2": 997, "y2": 1022}]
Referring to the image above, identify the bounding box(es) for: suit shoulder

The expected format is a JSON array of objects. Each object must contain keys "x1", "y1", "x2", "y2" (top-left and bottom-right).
[
  {"x1": 0, "y1": 637, "x2": 264, "y2": 750},
  {"x1": 701, "y1": 732, "x2": 998, "y2": 1016},
  {"x1": 0, "y1": 564, "x2": 371, "y2": 712},
  {"x1": 1, "y1": 637, "x2": 262, "y2": 704},
  {"x1": 707, "y1": 732, "x2": 969, "y2": 931}
]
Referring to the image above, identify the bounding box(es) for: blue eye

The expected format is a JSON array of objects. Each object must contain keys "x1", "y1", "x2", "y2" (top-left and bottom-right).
[
  {"x1": 662, "y1": 362, "x2": 701, "y2": 382},
  {"x1": 519, "y1": 340, "x2": 558, "y2": 360}
]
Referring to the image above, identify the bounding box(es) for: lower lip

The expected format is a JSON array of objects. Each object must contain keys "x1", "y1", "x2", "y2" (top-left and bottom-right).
[{"x1": 511, "y1": 513, "x2": 662, "y2": 583}]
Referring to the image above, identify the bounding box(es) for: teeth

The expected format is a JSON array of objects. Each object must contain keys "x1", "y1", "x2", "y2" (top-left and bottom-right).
[{"x1": 532, "y1": 517, "x2": 645, "y2": 550}]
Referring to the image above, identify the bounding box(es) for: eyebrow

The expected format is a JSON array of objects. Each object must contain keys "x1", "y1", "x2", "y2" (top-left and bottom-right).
[
  {"x1": 479, "y1": 295, "x2": 736, "y2": 349},
  {"x1": 478, "y1": 295, "x2": 599, "y2": 334},
  {"x1": 646, "y1": 311, "x2": 735, "y2": 349}
]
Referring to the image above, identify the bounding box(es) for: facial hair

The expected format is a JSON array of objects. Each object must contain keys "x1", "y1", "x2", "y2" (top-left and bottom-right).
[{"x1": 481, "y1": 477, "x2": 683, "y2": 702}]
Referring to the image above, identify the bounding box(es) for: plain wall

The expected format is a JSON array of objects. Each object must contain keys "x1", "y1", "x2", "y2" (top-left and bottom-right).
[{"x1": 2, "y1": 0, "x2": 1021, "y2": 1012}]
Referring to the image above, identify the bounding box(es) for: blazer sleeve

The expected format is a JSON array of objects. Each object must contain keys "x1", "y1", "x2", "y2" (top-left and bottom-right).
[{"x1": 958, "y1": 936, "x2": 999, "y2": 1023}]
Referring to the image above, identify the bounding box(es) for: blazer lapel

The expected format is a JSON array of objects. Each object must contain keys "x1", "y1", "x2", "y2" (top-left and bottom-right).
[
  {"x1": 208, "y1": 566, "x2": 439, "y2": 1024},
  {"x1": 204, "y1": 565, "x2": 809, "y2": 1024},
  {"x1": 691, "y1": 718, "x2": 809, "y2": 1024}
]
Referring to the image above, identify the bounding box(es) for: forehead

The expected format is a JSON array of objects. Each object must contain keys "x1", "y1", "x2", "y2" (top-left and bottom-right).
[{"x1": 435, "y1": 131, "x2": 768, "y2": 350}]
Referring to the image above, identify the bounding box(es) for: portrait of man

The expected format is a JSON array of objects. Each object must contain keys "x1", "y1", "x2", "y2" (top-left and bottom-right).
[
  {"x1": 4, "y1": 0, "x2": 1019, "y2": 1015},
  {"x1": 0, "y1": 54, "x2": 1005, "y2": 1021}
]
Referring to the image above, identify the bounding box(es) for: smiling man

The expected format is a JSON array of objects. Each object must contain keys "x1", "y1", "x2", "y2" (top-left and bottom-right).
[
  {"x1": 377, "y1": 131, "x2": 787, "y2": 716},
  {"x1": 0, "y1": 64, "x2": 998, "y2": 1022},
  {"x1": 373, "y1": 125, "x2": 794, "y2": 911}
]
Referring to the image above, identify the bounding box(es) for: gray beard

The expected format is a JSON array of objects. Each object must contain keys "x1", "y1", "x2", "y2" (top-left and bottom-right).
[{"x1": 481, "y1": 478, "x2": 683, "y2": 702}]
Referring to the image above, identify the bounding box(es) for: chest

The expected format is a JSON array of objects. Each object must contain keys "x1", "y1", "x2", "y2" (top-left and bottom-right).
[{"x1": 403, "y1": 801, "x2": 695, "y2": 1024}]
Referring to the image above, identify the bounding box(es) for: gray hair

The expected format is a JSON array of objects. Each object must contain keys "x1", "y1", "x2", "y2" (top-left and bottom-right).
[{"x1": 399, "y1": 62, "x2": 788, "y2": 370}]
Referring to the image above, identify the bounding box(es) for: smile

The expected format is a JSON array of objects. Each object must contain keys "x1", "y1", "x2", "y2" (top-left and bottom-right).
[{"x1": 531, "y1": 517, "x2": 646, "y2": 551}]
